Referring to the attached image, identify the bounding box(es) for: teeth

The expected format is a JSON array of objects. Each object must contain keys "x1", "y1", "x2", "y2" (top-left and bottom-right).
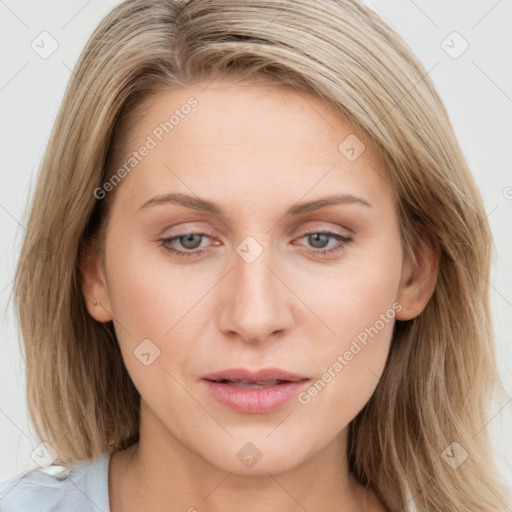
[
  {"x1": 244, "y1": 380, "x2": 281, "y2": 385},
  {"x1": 221, "y1": 379, "x2": 283, "y2": 389}
]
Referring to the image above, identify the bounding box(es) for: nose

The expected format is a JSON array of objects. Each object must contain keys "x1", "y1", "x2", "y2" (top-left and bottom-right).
[{"x1": 217, "y1": 239, "x2": 293, "y2": 345}]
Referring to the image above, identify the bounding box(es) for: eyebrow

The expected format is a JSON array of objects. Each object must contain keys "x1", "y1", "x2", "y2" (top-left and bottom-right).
[{"x1": 138, "y1": 192, "x2": 372, "y2": 215}]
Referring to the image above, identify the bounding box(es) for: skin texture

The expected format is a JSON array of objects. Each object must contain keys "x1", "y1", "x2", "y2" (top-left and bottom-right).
[{"x1": 81, "y1": 80, "x2": 438, "y2": 512}]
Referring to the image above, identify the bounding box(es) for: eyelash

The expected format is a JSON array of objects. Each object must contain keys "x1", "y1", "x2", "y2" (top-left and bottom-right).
[{"x1": 158, "y1": 228, "x2": 352, "y2": 259}]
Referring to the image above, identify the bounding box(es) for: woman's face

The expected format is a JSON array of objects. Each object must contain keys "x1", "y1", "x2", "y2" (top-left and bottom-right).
[{"x1": 86, "y1": 80, "x2": 424, "y2": 475}]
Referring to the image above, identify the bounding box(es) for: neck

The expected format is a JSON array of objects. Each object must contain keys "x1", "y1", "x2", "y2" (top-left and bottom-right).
[{"x1": 109, "y1": 404, "x2": 375, "y2": 512}]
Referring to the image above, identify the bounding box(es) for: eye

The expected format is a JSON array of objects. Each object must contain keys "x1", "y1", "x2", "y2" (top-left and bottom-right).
[
  {"x1": 294, "y1": 229, "x2": 352, "y2": 257},
  {"x1": 158, "y1": 228, "x2": 352, "y2": 259},
  {"x1": 158, "y1": 232, "x2": 213, "y2": 258}
]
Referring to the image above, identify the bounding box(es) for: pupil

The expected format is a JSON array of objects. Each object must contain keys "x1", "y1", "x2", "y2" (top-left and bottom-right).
[
  {"x1": 180, "y1": 234, "x2": 202, "y2": 249},
  {"x1": 309, "y1": 233, "x2": 328, "y2": 248},
  {"x1": 177, "y1": 233, "x2": 332, "y2": 251}
]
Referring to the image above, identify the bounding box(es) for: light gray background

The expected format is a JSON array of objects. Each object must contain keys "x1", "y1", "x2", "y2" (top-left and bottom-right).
[{"x1": 1, "y1": 0, "x2": 511, "y2": 489}]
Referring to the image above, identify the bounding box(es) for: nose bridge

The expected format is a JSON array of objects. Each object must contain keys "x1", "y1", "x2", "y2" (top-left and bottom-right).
[
  {"x1": 235, "y1": 238, "x2": 275, "y2": 301},
  {"x1": 219, "y1": 234, "x2": 291, "y2": 342}
]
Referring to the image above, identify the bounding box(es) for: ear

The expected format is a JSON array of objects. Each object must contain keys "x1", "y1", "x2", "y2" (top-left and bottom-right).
[
  {"x1": 79, "y1": 241, "x2": 113, "y2": 323},
  {"x1": 395, "y1": 223, "x2": 440, "y2": 321}
]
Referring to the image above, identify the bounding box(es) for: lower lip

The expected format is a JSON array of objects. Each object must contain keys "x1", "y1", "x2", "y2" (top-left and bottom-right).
[{"x1": 202, "y1": 379, "x2": 311, "y2": 414}]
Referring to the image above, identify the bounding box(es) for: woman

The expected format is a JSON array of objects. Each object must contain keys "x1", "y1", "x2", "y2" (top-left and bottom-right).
[{"x1": 0, "y1": 0, "x2": 508, "y2": 510}]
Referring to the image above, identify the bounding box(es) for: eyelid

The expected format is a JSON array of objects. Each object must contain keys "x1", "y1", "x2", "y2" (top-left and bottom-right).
[
  {"x1": 158, "y1": 223, "x2": 353, "y2": 260},
  {"x1": 159, "y1": 222, "x2": 351, "y2": 241},
  {"x1": 159, "y1": 223, "x2": 217, "y2": 238}
]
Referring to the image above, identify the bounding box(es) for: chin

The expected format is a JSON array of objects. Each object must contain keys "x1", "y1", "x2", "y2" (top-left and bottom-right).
[{"x1": 203, "y1": 437, "x2": 310, "y2": 476}]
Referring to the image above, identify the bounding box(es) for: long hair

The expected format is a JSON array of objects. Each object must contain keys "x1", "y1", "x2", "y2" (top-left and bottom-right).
[{"x1": 13, "y1": 0, "x2": 508, "y2": 509}]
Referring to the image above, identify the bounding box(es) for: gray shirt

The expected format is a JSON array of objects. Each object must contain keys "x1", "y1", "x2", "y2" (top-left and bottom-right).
[{"x1": 0, "y1": 452, "x2": 111, "y2": 511}]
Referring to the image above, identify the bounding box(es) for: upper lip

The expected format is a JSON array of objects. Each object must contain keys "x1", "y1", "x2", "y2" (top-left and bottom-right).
[{"x1": 201, "y1": 367, "x2": 311, "y2": 383}]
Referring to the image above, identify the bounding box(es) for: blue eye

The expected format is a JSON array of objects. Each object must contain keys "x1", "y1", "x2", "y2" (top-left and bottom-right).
[
  {"x1": 159, "y1": 232, "x2": 210, "y2": 258},
  {"x1": 295, "y1": 229, "x2": 352, "y2": 257},
  {"x1": 158, "y1": 229, "x2": 352, "y2": 258}
]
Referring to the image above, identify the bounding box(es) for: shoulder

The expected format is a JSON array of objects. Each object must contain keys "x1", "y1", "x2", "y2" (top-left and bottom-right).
[{"x1": 0, "y1": 453, "x2": 111, "y2": 512}]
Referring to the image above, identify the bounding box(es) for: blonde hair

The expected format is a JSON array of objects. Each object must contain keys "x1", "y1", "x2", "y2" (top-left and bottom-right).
[{"x1": 13, "y1": 0, "x2": 508, "y2": 509}]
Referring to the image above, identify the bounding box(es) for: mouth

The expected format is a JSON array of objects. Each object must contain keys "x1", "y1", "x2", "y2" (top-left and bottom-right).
[
  {"x1": 203, "y1": 378, "x2": 303, "y2": 389},
  {"x1": 201, "y1": 367, "x2": 310, "y2": 385},
  {"x1": 200, "y1": 368, "x2": 312, "y2": 413}
]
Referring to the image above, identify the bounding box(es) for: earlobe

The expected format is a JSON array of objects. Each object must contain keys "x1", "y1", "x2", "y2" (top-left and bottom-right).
[
  {"x1": 395, "y1": 225, "x2": 440, "y2": 321},
  {"x1": 79, "y1": 243, "x2": 113, "y2": 323}
]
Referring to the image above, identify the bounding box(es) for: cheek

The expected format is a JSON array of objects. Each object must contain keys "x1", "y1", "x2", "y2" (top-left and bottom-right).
[
  {"x1": 295, "y1": 228, "x2": 402, "y2": 342},
  {"x1": 106, "y1": 235, "x2": 210, "y2": 335},
  {"x1": 104, "y1": 239, "x2": 215, "y2": 394},
  {"x1": 295, "y1": 290, "x2": 396, "y2": 432},
  {"x1": 104, "y1": 249, "x2": 202, "y2": 403},
  {"x1": 294, "y1": 234, "x2": 402, "y2": 416}
]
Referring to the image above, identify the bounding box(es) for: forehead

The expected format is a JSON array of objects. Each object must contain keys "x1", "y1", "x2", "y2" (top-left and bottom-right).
[
  {"x1": 130, "y1": 80, "x2": 366, "y2": 153},
  {"x1": 112, "y1": 80, "x2": 392, "y2": 215}
]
